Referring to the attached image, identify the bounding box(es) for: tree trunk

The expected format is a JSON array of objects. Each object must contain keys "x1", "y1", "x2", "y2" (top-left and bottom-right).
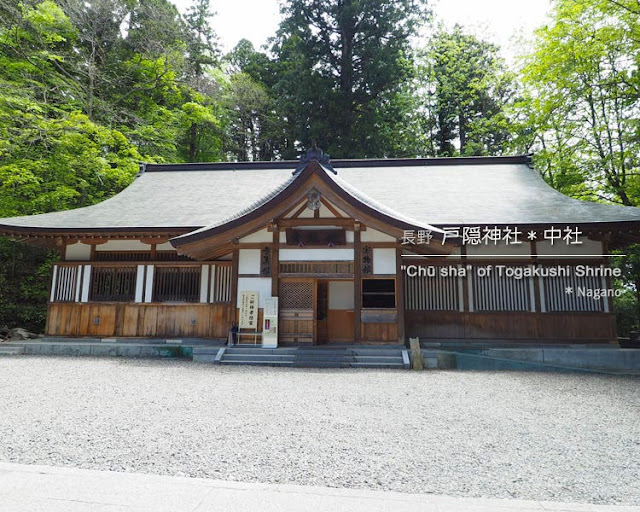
[
  {"x1": 459, "y1": 113, "x2": 466, "y2": 154},
  {"x1": 189, "y1": 123, "x2": 197, "y2": 162}
]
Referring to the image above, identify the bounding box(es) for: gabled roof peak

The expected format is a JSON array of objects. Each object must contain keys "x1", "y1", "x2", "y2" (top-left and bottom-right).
[{"x1": 294, "y1": 142, "x2": 337, "y2": 176}]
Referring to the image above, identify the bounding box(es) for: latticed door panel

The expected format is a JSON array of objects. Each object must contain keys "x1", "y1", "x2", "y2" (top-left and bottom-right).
[
  {"x1": 279, "y1": 280, "x2": 314, "y2": 343},
  {"x1": 280, "y1": 280, "x2": 314, "y2": 310}
]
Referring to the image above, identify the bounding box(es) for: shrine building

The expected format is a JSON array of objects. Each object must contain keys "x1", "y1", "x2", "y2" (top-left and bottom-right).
[{"x1": 2, "y1": 149, "x2": 640, "y2": 346}]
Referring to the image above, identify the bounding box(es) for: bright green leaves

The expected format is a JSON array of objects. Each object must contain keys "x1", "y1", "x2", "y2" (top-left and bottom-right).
[
  {"x1": 0, "y1": 110, "x2": 141, "y2": 217},
  {"x1": 518, "y1": 0, "x2": 640, "y2": 206},
  {"x1": 418, "y1": 26, "x2": 516, "y2": 157}
]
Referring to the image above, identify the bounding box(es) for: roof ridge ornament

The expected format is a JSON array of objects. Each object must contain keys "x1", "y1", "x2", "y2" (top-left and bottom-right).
[{"x1": 293, "y1": 140, "x2": 337, "y2": 175}]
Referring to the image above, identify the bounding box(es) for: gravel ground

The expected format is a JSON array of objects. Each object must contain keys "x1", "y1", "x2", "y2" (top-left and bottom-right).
[{"x1": 0, "y1": 357, "x2": 639, "y2": 506}]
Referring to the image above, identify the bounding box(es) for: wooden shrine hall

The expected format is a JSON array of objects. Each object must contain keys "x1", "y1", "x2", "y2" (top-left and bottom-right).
[{"x1": 2, "y1": 148, "x2": 640, "y2": 345}]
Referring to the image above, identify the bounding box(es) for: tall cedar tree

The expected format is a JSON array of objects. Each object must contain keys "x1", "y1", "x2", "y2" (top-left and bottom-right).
[
  {"x1": 422, "y1": 26, "x2": 515, "y2": 156},
  {"x1": 272, "y1": 0, "x2": 430, "y2": 159}
]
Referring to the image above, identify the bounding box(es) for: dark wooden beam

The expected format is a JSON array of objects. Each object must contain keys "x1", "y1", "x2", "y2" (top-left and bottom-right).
[
  {"x1": 276, "y1": 218, "x2": 364, "y2": 228},
  {"x1": 531, "y1": 241, "x2": 541, "y2": 315},
  {"x1": 290, "y1": 202, "x2": 308, "y2": 219},
  {"x1": 230, "y1": 249, "x2": 239, "y2": 325},
  {"x1": 461, "y1": 245, "x2": 469, "y2": 312},
  {"x1": 395, "y1": 247, "x2": 406, "y2": 346},
  {"x1": 354, "y1": 227, "x2": 362, "y2": 343},
  {"x1": 271, "y1": 227, "x2": 279, "y2": 297}
]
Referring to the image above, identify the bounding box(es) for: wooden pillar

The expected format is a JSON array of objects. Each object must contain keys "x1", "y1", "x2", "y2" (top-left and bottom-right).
[
  {"x1": 271, "y1": 226, "x2": 279, "y2": 297},
  {"x1": 461, "y1": 245, "x2": 470, "y2": 312},
  {"x1": 395, "y1": 247, "x2": 406, "y2": 346},
  {"x1": 531, "y1": 240, "x2": 542, "y2": 313},
  {"x1": 603, "y1": 237, "x2": 617, "y2": 340},
  {"x1": 354, "y1": 226, "x2": 362, "y2": 343},
  {"x1": 230, "y1": 248, "x2": 239, "y2": 323}
]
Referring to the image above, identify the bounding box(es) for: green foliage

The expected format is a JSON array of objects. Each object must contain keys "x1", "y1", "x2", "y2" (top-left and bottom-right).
[
  {"x1": 516, "y1": 0, "x2": 640, "y2": 206},
  {"x1": 614, "y1": 289, "x2": 638, "y2": 337},
  {"x1": 0, "y1": 239, "x2": 52, "y2": 332},
  {"x1": 417, "y1": 26, "x2": 516, "y2": 156},
  {"x1": 270, "y1": 0, "x2": 431, "y2": 158},
  {"x1": 0, "y1": 0, "x2": 227, "y2": 330}
]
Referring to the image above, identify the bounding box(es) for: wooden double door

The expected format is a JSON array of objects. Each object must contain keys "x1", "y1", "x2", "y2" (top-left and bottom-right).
[{"x1": 279, "y1": 278, "x2": 355, "y2": 345}]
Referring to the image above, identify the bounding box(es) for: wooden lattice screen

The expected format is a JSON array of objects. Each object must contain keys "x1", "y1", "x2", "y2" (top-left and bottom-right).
[
  {"x1": 95, "y1": 251, "x2": 192, "y2": 262},
  {"x1": 279, "y1": 261, "x2": 353, "y2": 275},
  {"x1": 279, "y1": 281, "x2": 314, "y2": 309},
  {"x1": 89, "y1": 266, "x2": 137, "y2": 302},
  {"x1": 153, "y1": 267, "x2": 201, "y2": 302}
]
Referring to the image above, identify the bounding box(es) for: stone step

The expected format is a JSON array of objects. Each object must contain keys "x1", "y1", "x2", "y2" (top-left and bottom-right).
[
  {"x1": 216, "y1": 360, "x2": 295, "y2": 366},
  {"x1": 351, "y1": 362, "x2": 405, "y2": 368},
  {"x1": 223, "y1": 354, "x2": 296, "y2": 362},
  {"x1": 0, "y1": 346, "x2": 25, "y2": 355},
  {"x1": 203, "y1": 345, "x2": 408, "y2": 369},
  {"x1": 222, "y1": 348, "x2": 299, "y2": 356}
]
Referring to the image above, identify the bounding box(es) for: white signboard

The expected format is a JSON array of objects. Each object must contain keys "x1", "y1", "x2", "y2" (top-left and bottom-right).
[
  {"x1": 239, "y1": 291, "x2": 259, "y2": 329},
  {"x1": 262, "y1": 297, "x2": 279, "y2": 348}
]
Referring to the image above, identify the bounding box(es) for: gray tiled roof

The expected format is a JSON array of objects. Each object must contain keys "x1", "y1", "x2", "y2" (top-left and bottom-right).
[{"x1": 2, "y1": 157, "x2": 640, "y2": 232}]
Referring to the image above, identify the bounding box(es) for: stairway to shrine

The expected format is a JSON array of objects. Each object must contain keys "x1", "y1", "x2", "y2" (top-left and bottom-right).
[{"x1": 192, "y1": 345, "x2": 409, "y2": 369}]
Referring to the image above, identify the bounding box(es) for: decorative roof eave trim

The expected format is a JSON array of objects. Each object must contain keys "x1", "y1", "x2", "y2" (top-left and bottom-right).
[
  {"x1": 143, "y1": 154, "x2": 533, "y2": 172},
  {"x1": 0, "y1": 225, "x2": 198, "y2": 236},
  {"x1": 430, "y1": 221, "x2": 640, "y2": 231},
  {"x1": 171, "y1": 161, "x2": 445, "y2": 250}
]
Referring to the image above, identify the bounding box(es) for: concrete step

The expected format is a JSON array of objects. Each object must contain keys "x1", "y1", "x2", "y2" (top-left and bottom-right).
[
  {"x1": 351, "y1": 362, "x2": 405, "y2": 368},
  {"x1": 207, "y1": 346, "x2": 409, "y2": 369},
  {"x1": 217, "y1": 360, "x2": 295, "y2": 366},
  {"x1": 222, "y1": 348, "x2": 299, "y2": 356},
  {"x1": 0, "y1": 346, "x2": 25, "y2": 355},
  {"x1": 353, "y1": 356, "x2": 404, "y2": 364},
  {"x1": 223, "y1": 354, "x2": 296, "y2": 362}
]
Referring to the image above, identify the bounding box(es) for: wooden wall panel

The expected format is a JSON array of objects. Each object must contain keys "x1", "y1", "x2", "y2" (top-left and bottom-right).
[
  {"x1": 405, "y1": 311, "x2": 616, "y2": 342},
  {"x1": 361, "y1": 322, "x2": 397, "y2": 342},
  {"x1": 404, "y1": 311, "x2": 465, "y2": 339},
  {"x1": 210, "y1": 303, "x2": 233, "y2": 338},
  {"x1": 327, "y1": 310, "x2": 354, "y2": 342},
  {"x1": 46, "y1": 303, "x2": 233, "y2": 339},
  {"x1": 464, "y1": 313, "x2": 538, "y2": 339}
]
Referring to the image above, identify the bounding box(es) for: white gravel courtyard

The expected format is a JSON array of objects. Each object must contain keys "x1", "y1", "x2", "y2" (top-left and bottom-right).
[{"x1": 0, "y1": 356, "x2": 638, "y2": 506}]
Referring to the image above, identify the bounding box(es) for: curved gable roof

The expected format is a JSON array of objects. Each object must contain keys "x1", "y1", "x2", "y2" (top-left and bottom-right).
[{"x1": 1, "y1": 155, "x2": 640, "y2": 235}]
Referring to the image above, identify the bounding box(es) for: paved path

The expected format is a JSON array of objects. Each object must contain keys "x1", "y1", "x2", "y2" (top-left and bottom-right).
[{"x1": 0, "y1": 463, "x2": 637, "y2": 512}]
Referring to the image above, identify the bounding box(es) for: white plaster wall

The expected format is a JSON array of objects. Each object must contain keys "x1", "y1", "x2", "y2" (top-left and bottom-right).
[
  {"x1": 239, "y1": 249, "x2": 261, "y2": 274},
  {"x1": 373, "y1": 248, "x2": 396, "y2": 274},
  {"x1": 346, "y1": 231, "x2": 354, "y2": 243},
  {"x1": 240, "y1": 229, "x2": 273, "y2": 243},
  {"x1": 156, "y1": 242, "x2": 175, "y2": 251},
  {"x1": 65, "y1": 243, "x2": 91, "y2": 261},
  {"x1": 279, "y1": 249, "x2": 354, "y2": 261},
  {"x1": 95, "y1": 240, "x2": 149, "y2": 251},
  {"x1": 537, "y1": 238, "x2": 602, "y2": 257},
  {"x1": 329, "y1": 281, "x2": 354, "y2": 310},
  {"x1": 361, "y1": 228, "x2": 396, "y2": 242},
  {"x1": 466, "y1": 242, "x2": 531, "y2": 259},
  {"x1": 236, "y1": 277, "x2": 272, "y2": 308},
  {"x1": 297, "y1": 208, "x2": 315, "y2": 218}
]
